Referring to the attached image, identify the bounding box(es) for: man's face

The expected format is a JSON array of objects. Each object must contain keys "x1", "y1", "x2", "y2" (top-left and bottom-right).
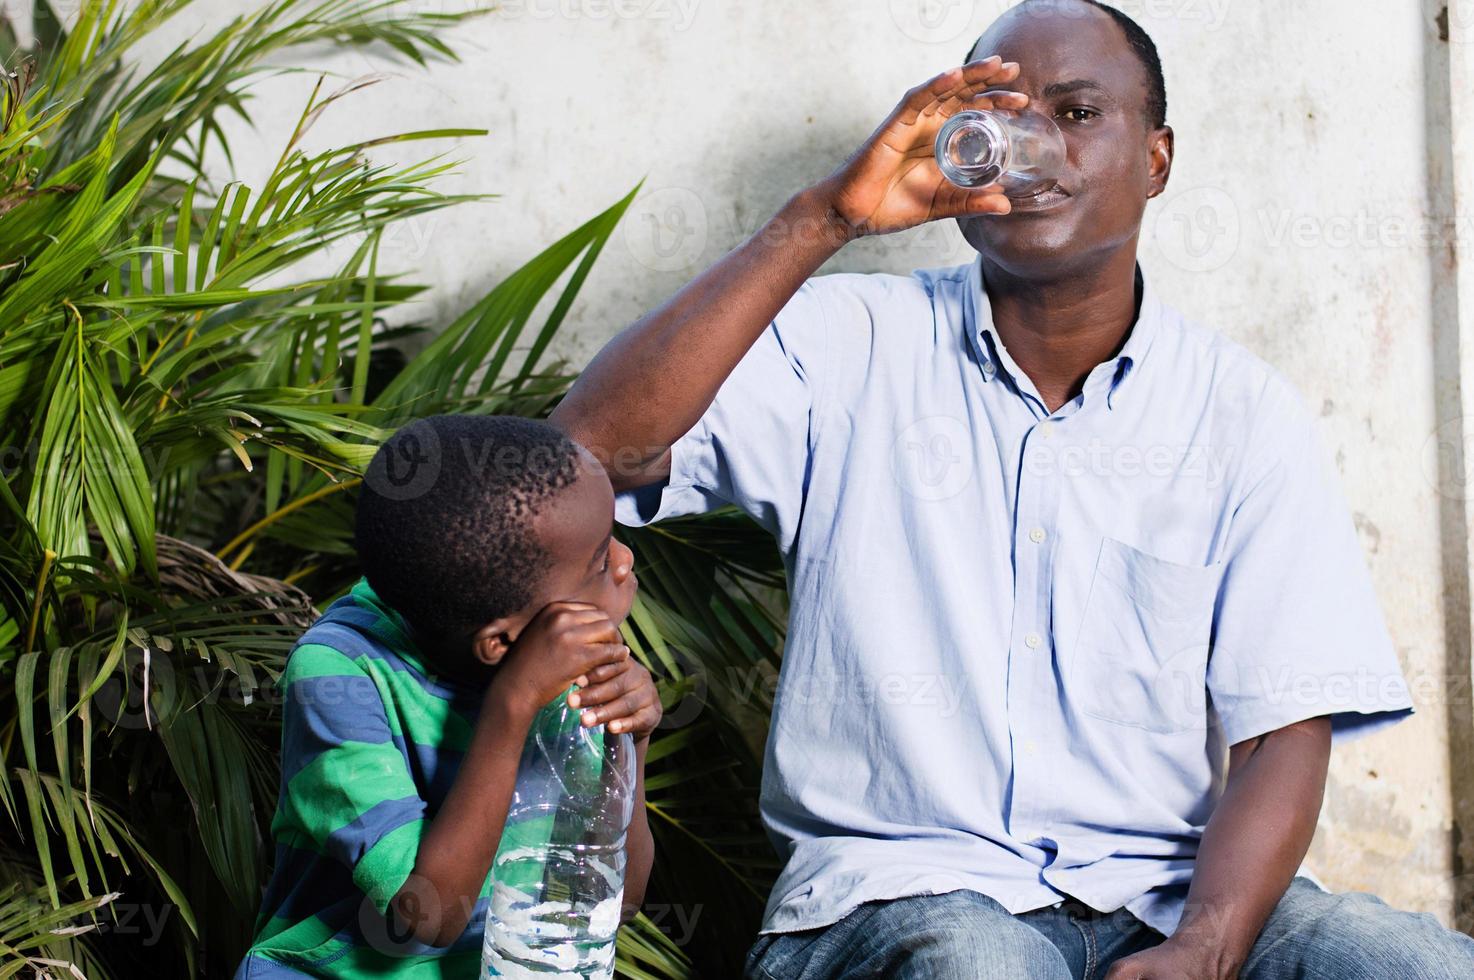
[{"x1": 958, "y1": 1, "x2": 1171, "y2": 278}]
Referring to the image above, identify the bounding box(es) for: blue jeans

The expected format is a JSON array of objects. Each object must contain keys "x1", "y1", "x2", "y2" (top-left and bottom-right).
[{"x1": 743, "y1": 878, "x2": 1474, "y2": 979}]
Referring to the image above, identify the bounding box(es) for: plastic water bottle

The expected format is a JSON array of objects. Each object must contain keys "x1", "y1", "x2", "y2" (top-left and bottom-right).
[
  {"x1": 934, "y1": 109, "x2": 1065, "y2": 196},
  {"x1": 482, "y1": 683, "x2": 638, "y2": 979}
]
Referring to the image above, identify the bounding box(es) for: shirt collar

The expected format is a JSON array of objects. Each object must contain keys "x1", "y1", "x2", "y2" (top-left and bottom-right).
[{"x1": 964, "y1": 258, "x2": 1161, "y2": 411}]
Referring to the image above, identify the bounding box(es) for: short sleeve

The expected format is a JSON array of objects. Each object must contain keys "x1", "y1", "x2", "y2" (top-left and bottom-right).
[
  {"x1": 1206, "y1": 383, "x2": 1414, "y2": 746},
  {"x1": 277, "y1": 645, "x2": 427, "y2": 914},
  {"x1": 614, "y1": 279, "x2": 828, "y2": 553}
]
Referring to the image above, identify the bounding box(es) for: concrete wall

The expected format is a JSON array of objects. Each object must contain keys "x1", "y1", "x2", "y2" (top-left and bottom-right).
[{"x1": 28, "y1": 0, "x2": 1474, "y2": 926}]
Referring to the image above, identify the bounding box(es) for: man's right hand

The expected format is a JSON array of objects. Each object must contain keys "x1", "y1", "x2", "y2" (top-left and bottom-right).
[
  {"x1": 486, "y1": 601, "x2": 630, "y2": 726},
  {"x1": 814, "y1": 56, "x2": 1028, "y2": 241},
  {"x1": 551, "y1": 59, "x2": 1028, "y2": 486}
]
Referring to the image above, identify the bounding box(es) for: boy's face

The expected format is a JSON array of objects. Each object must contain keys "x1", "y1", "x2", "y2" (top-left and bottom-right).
[
  {"x1": 451, "y1": 448, "x2": 639, "y2": 675},
  {"x1": 524, "y1": 448, "x2": 638, "y2": 630}
]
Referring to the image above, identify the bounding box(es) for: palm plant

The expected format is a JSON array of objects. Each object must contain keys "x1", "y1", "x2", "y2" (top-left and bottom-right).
[{"x1": 0, "y1": 1, "x2": 782, "y2": 976}]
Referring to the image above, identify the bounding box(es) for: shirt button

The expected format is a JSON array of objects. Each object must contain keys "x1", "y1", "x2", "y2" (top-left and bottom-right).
[
  {"x1": 1029, "y1": 527, "x2": 1047, "y2": 544},
  {"x1": 1039, "y1": 421, "x2": 1055, "y2": 439},
  {"x1": 982, "y1": 360, "x2": 997, "y2": 378},
  {"x1": 1025, "y1": 632, "x2": 1042, "y2": 649}
]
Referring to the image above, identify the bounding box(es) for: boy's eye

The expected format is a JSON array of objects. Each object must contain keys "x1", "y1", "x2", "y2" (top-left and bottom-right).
[
  {"x1": 1059, "y1": 106, "x2": 1099, "y2": 123},
  {"x1": 600, "y1": 549, "x2": 611, "y2": 574}
]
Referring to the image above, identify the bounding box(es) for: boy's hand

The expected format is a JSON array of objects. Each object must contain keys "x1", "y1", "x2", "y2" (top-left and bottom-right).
[
  {"x1": 487, "y1": 601, "x2": 630, "y2": 727},
  {"x1": 567, "y1": 652, "x2": 662, "y2": 741}
]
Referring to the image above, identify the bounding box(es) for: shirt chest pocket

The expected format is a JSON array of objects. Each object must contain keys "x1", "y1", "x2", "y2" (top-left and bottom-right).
[{"x1": 1068, "y1": 536, "x2": 1224, "y2": 735}]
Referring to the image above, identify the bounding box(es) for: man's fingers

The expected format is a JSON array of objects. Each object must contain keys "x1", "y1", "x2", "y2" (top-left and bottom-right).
[
  {"x1": 902, "y1": 57, "x2": 1002, "y2": 112},
  {"x1": 963, "y1": 190, "x2": 1013, "y2": 216},
  {"x1": 965, "y1": 89, "x2": 1030, "y2": 111},
  {"x1": 929, "y1": 88, "x2": 1030, "y2": 127},
  {"x1": 954, "y1": 56, "x2": 1019, "y2": 91},
  {"x1": 935, "y1": 59, "x2": 1022, "y2": 106}
]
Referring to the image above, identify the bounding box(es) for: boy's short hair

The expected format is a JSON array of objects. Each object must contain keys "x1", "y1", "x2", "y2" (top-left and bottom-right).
[{"x1": 355, "y1": 414, "x2": 582, "y2": 662}]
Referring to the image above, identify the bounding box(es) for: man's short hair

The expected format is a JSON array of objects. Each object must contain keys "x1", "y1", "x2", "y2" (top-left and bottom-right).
[
  {"x1": 355, "y1": 414, "x2": 582, "y2": 658},
  {"x1": 966, "y1": 0, "x2": 1168, "y2": 129}
]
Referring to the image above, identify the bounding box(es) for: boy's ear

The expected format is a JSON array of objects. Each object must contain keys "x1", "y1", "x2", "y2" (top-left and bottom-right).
[{"x1": 470, "y1": 619, "x2": 517, "y2": 667}]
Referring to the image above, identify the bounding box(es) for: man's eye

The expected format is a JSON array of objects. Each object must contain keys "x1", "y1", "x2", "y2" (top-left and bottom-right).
[
  {"x1": 600, "y1": 551, "x2": 611, "y2": 573},
  {"x1": 1059, "y1": 106, "x2": 1098, "y2": 122}
]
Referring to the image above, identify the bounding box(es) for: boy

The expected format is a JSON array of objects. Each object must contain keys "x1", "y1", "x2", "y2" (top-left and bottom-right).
[{"x1": 236, "y1": 414, "x2": 660, "y2": 978}]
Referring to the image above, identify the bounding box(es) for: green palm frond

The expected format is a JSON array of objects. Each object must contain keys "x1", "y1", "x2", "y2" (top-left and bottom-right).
[{"x1": 2, "y1": 2, "x2": 787, "y2": 976}]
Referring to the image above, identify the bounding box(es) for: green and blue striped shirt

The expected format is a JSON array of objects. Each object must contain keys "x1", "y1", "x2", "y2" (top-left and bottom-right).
[{"x1": 236, "y1": 578, "x2": 489, "y2": 978}]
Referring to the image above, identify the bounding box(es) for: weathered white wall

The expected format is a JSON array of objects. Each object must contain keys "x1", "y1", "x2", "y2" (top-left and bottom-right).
[{"x1": 110, "y1": 0, "x2": 1474, "y2": 927}]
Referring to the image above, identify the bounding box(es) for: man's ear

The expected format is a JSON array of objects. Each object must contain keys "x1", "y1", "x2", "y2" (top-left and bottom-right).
[
  {"x1": 470, "y1": 618, "x2": 518, "y2": 667},
  {"x1": 1146, "y1": 125, "x2": 1174, "y2": 200}
]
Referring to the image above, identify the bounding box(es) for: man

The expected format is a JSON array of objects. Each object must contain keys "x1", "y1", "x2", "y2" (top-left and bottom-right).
[{"x1": 549, "y1": 1, "x2": 1474, "y2": 976}]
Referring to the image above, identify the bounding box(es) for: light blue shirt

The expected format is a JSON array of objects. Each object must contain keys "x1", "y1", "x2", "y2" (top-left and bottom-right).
[{"x1": 614, "y1": 258, "x2": 1414, "y2": 938}]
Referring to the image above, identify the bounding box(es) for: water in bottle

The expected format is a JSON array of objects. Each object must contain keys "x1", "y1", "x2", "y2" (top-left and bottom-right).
[
  {"x1": 482, "y1": 683, "x2": 638, "y2": 979},
  {"x1": 935, "y1": 109, "x2": 1065, "y2": 197}
]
